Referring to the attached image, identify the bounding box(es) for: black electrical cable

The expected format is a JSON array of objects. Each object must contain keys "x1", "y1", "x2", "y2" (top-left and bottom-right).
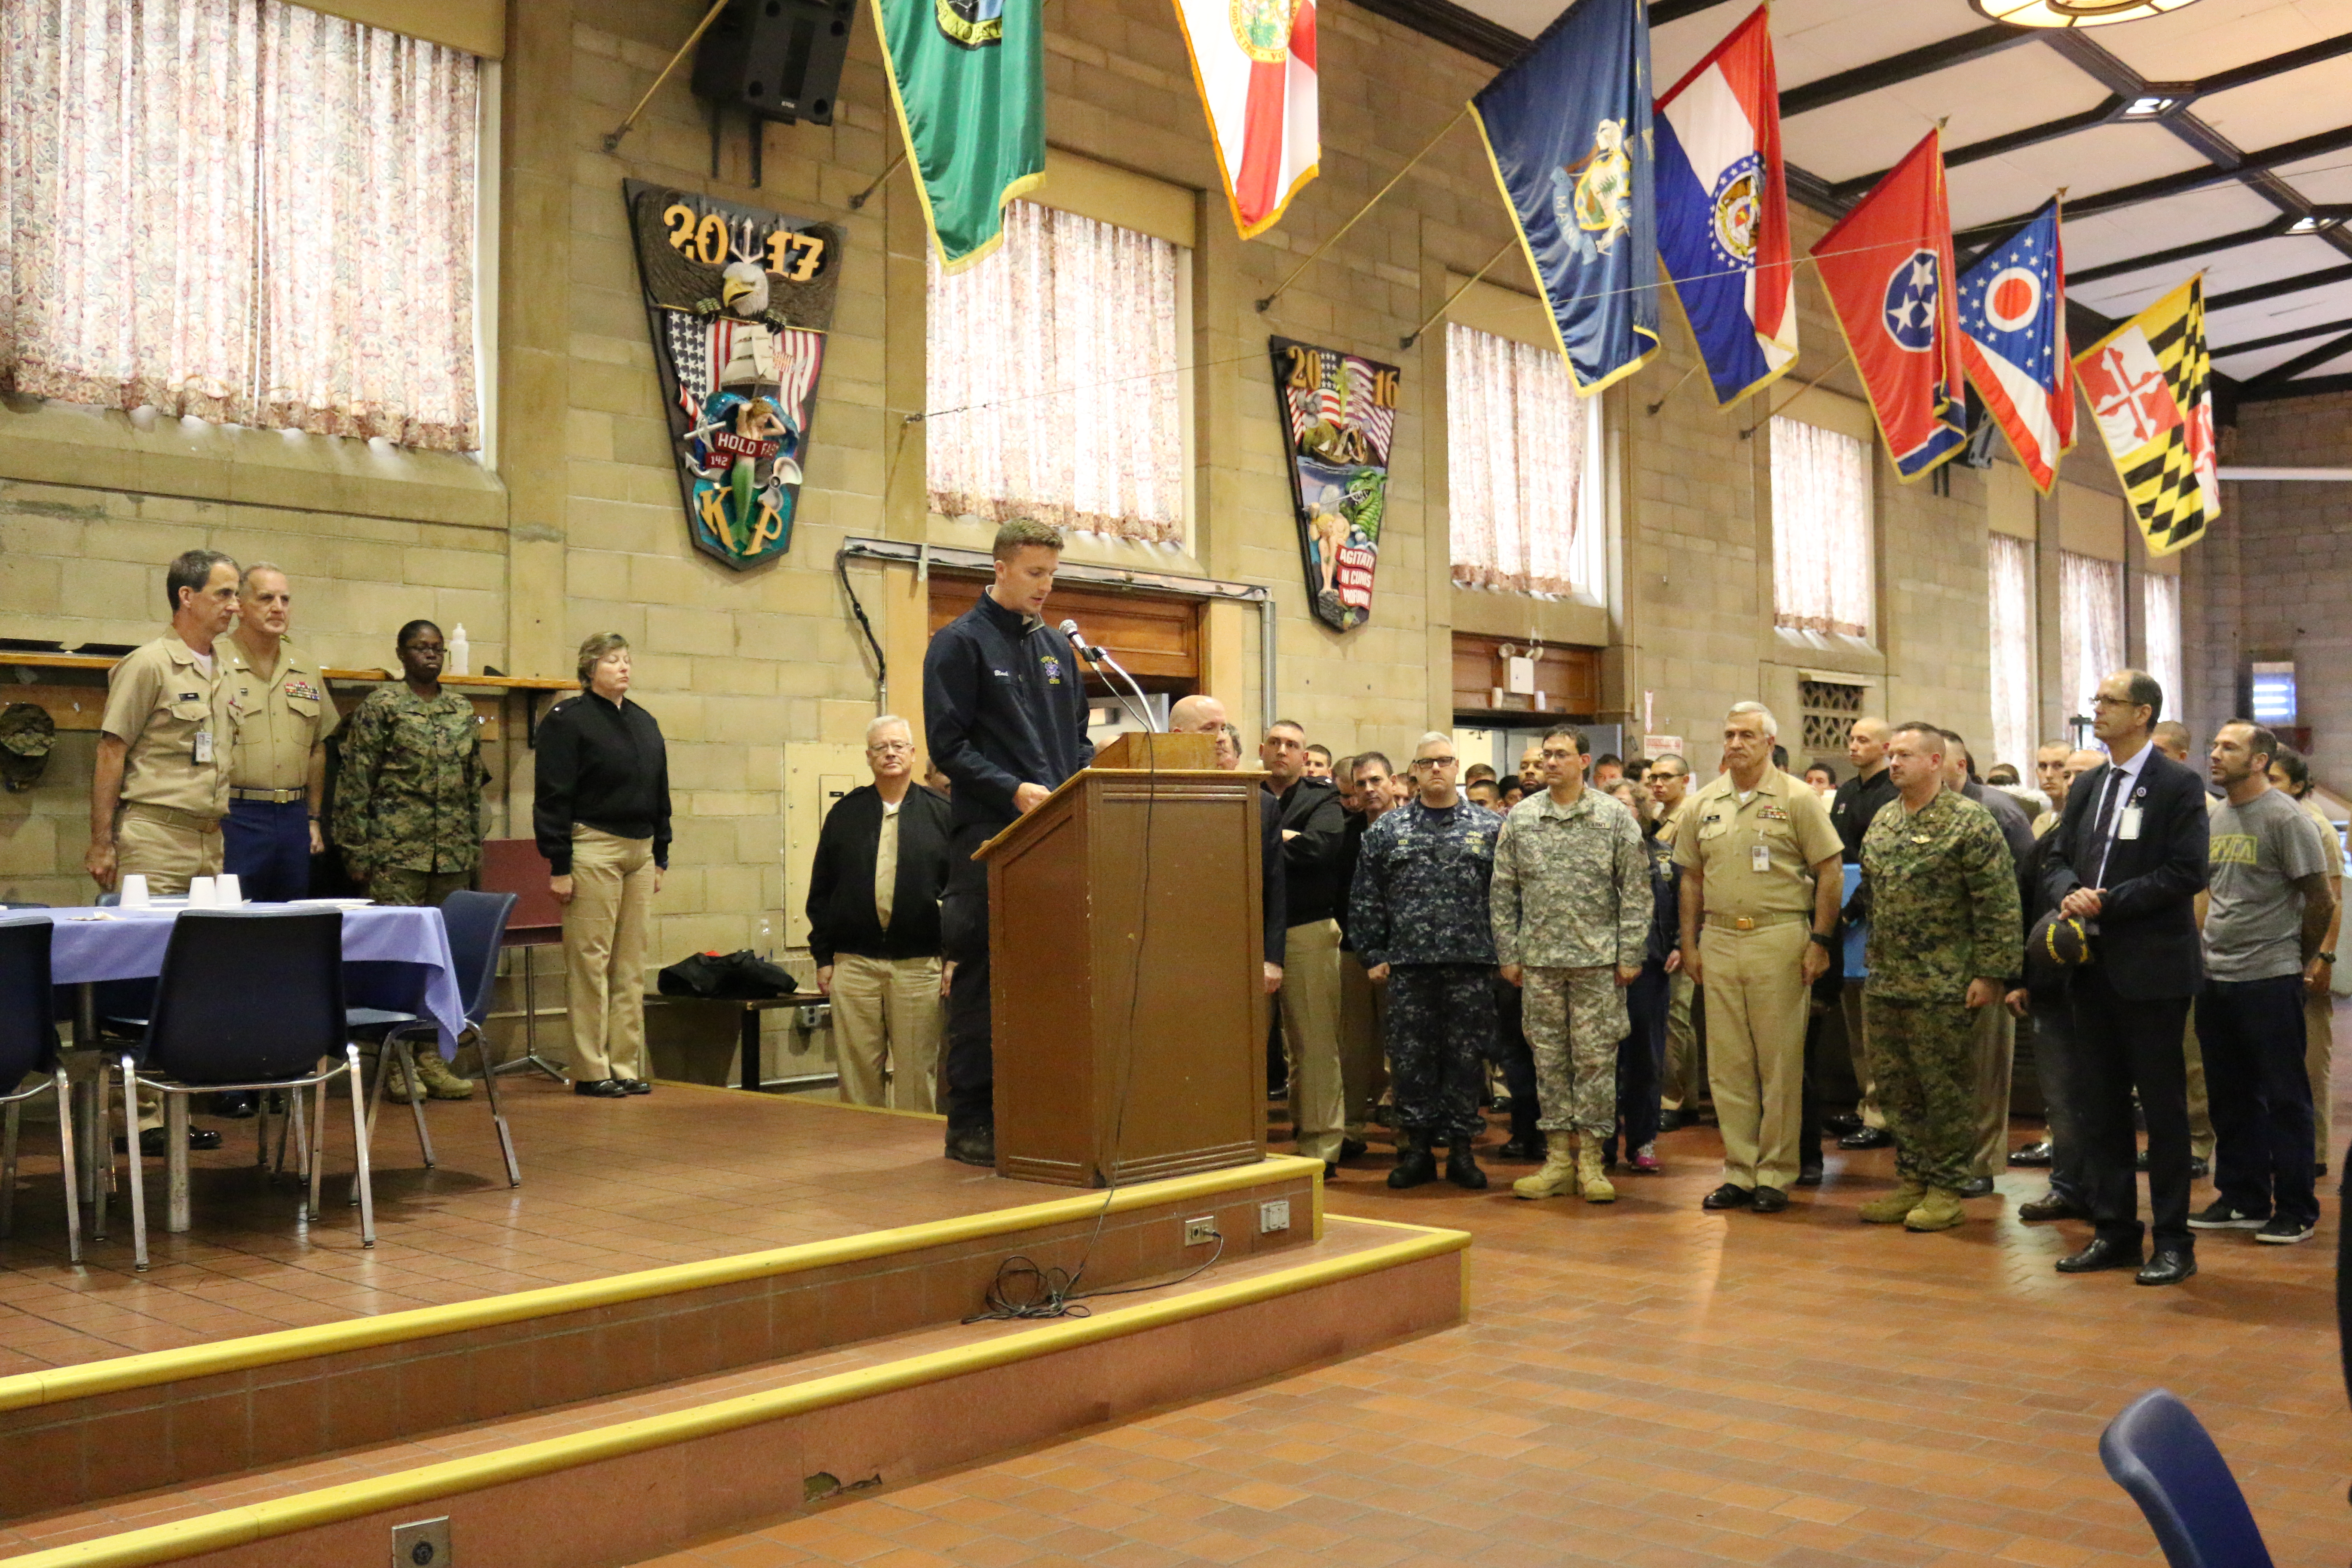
[{"x1": 835, "y1": 549, "x2": 886, "y2": 701}]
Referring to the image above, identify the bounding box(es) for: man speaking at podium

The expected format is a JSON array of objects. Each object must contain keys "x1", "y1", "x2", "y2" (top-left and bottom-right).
[{"x1": 923, "y1": 521, "x2": 1095, "y2": 1166}]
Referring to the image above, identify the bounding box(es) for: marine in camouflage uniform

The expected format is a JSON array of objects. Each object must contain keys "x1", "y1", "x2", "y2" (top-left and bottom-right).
[
  {"x1": 333, "y1": 687, "x2": 490, "y2": 906},
  {"x1": 1860, "y1": 789, "x2": 2022, "y2": 1204},
  {"x1": 1350, "y1": 796, "x2": 1501, "y2": 1159},
  {"x1": 1490, "y1": 787, "x2": 1651, "y2": 1144}
]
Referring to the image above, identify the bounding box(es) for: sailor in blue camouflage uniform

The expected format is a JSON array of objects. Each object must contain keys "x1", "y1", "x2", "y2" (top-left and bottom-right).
[{"x1": 1350, "y1": 732, "x2": 1502, "y2": 1190}]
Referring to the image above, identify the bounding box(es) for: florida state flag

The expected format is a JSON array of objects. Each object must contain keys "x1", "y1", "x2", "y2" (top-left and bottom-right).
[
  {"x1": 1172, "y1": 0, "x2": 1319, "y2": 239},
  {"x1": 1809, "y1": 130, "x2": 1966, "y2": 481}
]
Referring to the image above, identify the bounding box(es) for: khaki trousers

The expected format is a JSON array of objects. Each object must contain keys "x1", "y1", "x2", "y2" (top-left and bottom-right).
[
  {"x1": 1700, "y1": 920, "x2": 1811, "y2": 1191},
  {"x1": 1662, "y1": 971, "x2": 1703, "y2": 1111},
  {"x1": 1338, "y1": 952, "x2": 1387, "y2": 1140},
  {"x1": 2309, "y1": 992, "x2": 2336, "y2": 1164},
  {"x1": 2184, "y1": 1015, "x2": 2216, "y2": 1163},
  {"x1": 831, "y1": 953, "x2": 942, "y2": 1112},
  {"x1": 563, "y1": 827, "x2": 655, "y2": 1084},
  {"x1": 1970, "y1": 1000, "x2": 2015, "y2": 1177},
  {"x1": 116, "y1": 806, "x2": 223, "y2": 896},
  {"x1": 1841, "y1": 985, "x2": 1883, "y2": 1130},
  {"x1": 1278, "y1": 919, "x2": 1345, "y2": 1163}
]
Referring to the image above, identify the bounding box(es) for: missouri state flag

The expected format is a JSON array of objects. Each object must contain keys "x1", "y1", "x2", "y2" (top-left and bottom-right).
[
  {"x1": 1957, "y1": 199, "x2": 2075, "y2": 492},
  {"x1": 1810, "y1": 129, "x2": 1966, "y2": 481},
  {"x1": 2075, "y1": 274, "x2": 2217, "y2": 556},
  {"x1": 1172, "y1": 0, "x2": 1318, "y2": 239},
  {"x1": 1471, "y1": 0, "x2": 1660, "y2": 395},
  {"x1": 1654, "y1": 5, "x2": 1795, "y2": 406}
]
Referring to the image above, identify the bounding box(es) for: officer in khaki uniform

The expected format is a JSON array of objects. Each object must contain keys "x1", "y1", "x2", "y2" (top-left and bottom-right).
[
  {"x1": 1647, "y1": 755, "x2": 1704, "y2": 1125},
  {"x1": 222, "y1": 564, "x2": 338, "y2": 902},
  {"x1": 88, "y1": 549, "x2": 242, "y2": 1149},
  {"x1": 1675, "y1": 704, "x2": 1844, "y2": 1211}
]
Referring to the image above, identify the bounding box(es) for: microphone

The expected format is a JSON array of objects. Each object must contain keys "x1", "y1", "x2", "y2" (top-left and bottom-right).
[
  {"x1": 1057, "y1": 618, "x2": 1101, "y2": 662},
  {"x1": 1060, "y1": 618, "x2": 1159, "y2": 734}
]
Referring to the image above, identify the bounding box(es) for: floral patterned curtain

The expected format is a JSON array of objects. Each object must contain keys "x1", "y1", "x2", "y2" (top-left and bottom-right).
[
  {"x1": 1988, "y1": 533, "x2": 2037, "y2": 775},
  {"x1": 2143, "y1": 571, "x2": 2182, "y2": 721},
  {"x1": 0, "y1": 0, "x2": 481, "y2": 450},
  {"x1": 1770, "y1": 416, "x2": 1873, "y2": 637},
  {"x1": 925, "y1": 200, "x2": 1184, "y2": 544},
  {"x1": 1446, "y1": 322, "x2": 1589, "y2": 597},
  {"x1": 2060, "y1": 550, "x2": 2125, "y2": 721}
]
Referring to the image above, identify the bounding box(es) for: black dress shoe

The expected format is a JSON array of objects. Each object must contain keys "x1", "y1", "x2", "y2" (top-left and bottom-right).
[
  {"x1": 2055, "y1": 1237, "x2": 2143, "y2": 1274},
  {"x1": 573, "y1": 1078, "x2": 628, "y2": 1099},
  {"x1": 943, "y1": 1125, "x2": 995, "y2": 1166},
  {"x1": 1824, "y1": 1112, "x2": 1862, "y2": 1136},
  {"x1": 1338, "y1": 1137, "x2": 1369, "y2": 1160},
  {"x1": 1445, "y1": 1144, "x2": 1488, "y2": 1190},
  {"x1": 2136, "y1": 1248, "x2": 2197, "y2": 1286},
  {"x1": 619, "y1": 1078, "x2": 652, "y2": 1095},
  {"x1": 1958, "y1": 1176, "x2": 1995, "y2": 1198},
  {"x1": 211, "y1": 1091, "x2": 258, "y2": 1119},
  {"x1": 1388, "y1": 1143, "x2": 1437, "y2": 1189},
  {"x1": 1797, "y1": 1162, "x2": 1823, "y2": 1188},
  {"x1": 1702, "y1": 1182, "x2": 1753, "y2": 1211},
  {"x1": 119, "y1": 1127, "x2": 225, "y2": 1155},
  {"x1": 1323, "y1": 1161, "x2": 1338, "y2": 1179},
  {"x1": 1657, "y1": 1108, "x2": 1693, "y2": 1132},
  {"x1": 1838, "y1": 1127, "x2": 1892, "y2": 1151},
  {"x1": 1493, "y1": 1136, "x2": 1545, "y2": 1162},
  {"x1": 2008, "y1": 1141, "x2": 2052, "y2": 1167},
  {"x1": 2018, "y1": 1193, "x2": 2084, "y2": 1222},
  {"x1": 1751, "y1": 1185, "x2": 1789, "y2": 1213}
]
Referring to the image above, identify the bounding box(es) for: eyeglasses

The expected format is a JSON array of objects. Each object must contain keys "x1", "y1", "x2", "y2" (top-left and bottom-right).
[{"x1": 867, "y1": 741, "x2": 914, "y2": 756}]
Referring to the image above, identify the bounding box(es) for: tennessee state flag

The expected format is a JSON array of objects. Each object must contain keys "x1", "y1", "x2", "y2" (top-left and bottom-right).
[
  {"x1": 1654, "y1": 5, "x2": 1795, "y2": 406},
  {"x1": 1810, "y1": 129, "x2": 1967, "y2": 481},
  {"x1": 1172, "y1": 0, "x2": 1319, "y2": 239}
]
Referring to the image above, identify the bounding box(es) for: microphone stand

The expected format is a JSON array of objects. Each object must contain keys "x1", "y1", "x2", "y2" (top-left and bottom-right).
[{"x1": 1091, "y1": 647, "x2": 1160, "y2": 735}]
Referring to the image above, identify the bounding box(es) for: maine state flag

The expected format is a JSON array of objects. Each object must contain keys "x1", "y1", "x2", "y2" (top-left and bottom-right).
[{"x1": 1470, "y1": 0, "x2": 1659, "y2": 394}]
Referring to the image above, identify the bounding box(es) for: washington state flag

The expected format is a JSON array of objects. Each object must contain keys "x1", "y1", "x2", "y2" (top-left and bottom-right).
[{"x1": 870, "y1": 0, "x2": 1045, "y2": 271}]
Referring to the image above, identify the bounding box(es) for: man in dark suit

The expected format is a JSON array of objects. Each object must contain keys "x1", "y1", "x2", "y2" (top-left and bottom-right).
[{"x1": 2042, "y1": 669, "x2": 2211, "y2": 1286}]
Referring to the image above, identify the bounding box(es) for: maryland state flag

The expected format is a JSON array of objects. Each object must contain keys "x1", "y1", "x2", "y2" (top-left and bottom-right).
[
  {"x1": 1810, "y1": 130, "x2": 1966, "y2": 481},
  {"x1": 1172, "y1": 0, "x2": 1319, "y2": 239},
  {"x1": 870, "y1": 0, "x2": 1045, "y2": 272},
  {"x1": 2074, "y1": 275, "x2": 2217, "y2": 556}
]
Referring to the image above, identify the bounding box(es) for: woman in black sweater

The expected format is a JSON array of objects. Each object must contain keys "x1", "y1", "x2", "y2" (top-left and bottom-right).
[{"x1": 535, "y1": 633, "x2": 672, "y2": 1098}]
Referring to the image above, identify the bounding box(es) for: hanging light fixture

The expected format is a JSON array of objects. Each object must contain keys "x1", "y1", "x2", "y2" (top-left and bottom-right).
[{"x1": 1972, "y1": 0, "x2": 2202, "y2": 25}]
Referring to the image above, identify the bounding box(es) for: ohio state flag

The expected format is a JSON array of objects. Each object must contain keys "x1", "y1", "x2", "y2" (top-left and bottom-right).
[
  {"x1": 1172, "y1": 0, "x2": 1319, "y2": 239},
  {"x1": 1809, "y1": 129, "x2": 1966, "y2": 481}
]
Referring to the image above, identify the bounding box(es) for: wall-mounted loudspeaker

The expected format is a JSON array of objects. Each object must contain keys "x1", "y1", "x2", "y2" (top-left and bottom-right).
[{"x1": 692, "y1": 0, "x2": 855, "y2": 126}]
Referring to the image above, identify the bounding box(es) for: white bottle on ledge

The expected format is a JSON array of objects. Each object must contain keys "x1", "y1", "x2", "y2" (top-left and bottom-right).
[{"x1": 447, "y1": 623, "x2": 470, "y2": 677}]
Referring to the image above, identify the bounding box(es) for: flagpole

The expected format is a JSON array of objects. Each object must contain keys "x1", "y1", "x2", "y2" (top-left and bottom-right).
[
  {"x1": 1258, "y1": 107, "x2": 1471, "y2": 314},
  {"x1": 1399, "y1": 238, "x2": 1517, "y2": 349},
  {"x1": 1645, "y1": 363, "x2": 1700, "y2": 416},
  {"x1": 602, "y1": 0, "x2": 734, "y2": 152},
  {"x1": 1737, "y1": 350, "x2": 1853, "y2": 440},
  {"x1": 849, "y1": 149, "x2": 908, "y2": 211}
]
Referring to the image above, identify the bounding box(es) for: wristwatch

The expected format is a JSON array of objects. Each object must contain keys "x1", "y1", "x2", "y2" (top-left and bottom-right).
[
  {"x1": 1809, "y1": 931, "x2": 1834, "y2": 949},
  {"x1": 2321, "y1": 952, "x2": 2337, "y2": 964}
]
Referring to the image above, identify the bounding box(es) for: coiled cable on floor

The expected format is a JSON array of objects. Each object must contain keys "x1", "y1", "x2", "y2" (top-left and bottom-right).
[{"x1": 963, "y1": 1231, "x2": 1225, "y2": 1325}]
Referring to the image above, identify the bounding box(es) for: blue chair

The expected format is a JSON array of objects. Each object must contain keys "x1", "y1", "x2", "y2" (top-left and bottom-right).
[
  {"x1": 0, "y1": 917, "x2": 80, "y2": 1263},
  {"x1": 116, "y1": 910, "x2": 372, "y2": 1271},
  {"x1": 2099, "y1": 1389, "x2": 2274, "y2": 1568},
  {"x1": 349, "y1": 890, "x2": 523, "y2": 1188}
]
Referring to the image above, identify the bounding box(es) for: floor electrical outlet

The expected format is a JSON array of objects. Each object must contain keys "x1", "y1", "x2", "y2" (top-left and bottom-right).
[
  {"x1": 1259, "y1": 1198, "x2": 1291, "y2": 1234},
  {"x1": 1184, "y1": 1216, "x2": 1219, "y2": 1246}
]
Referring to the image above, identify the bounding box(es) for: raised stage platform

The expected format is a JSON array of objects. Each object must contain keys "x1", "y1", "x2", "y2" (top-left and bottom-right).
[{"x1": 0, "y1": 1081, "x2": 1466, "y2": 1567}]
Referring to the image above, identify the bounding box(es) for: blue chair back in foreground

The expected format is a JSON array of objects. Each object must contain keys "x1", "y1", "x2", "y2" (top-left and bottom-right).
[
  {"x1": 2098, "y1": 1389, "x2": 2273, "y2": 1568},
  {"x1": 138, "y1": 910, "x2": 347, "y2": 1084},
  {"x1": 438, "y1": 890, "x2": 518, "y2": 1030}
]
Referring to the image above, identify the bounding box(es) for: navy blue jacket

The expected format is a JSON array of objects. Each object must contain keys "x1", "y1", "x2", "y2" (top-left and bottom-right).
[
  {"x1": 2040, "y1": 747, "x2": 2208, "y2": 1000},
  {"x1": 922, "y1": 593, "x2": 1093, "y2": 836}
]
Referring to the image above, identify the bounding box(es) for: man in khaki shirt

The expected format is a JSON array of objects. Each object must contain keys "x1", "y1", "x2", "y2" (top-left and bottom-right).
[
  {"x1": 221, "y1": 563, "x2": 339, "y2": 903},
  {"x1": 1647, "y1": 753, "x2": 1706, "y2": 1127},
  {"x1": 89, "y1": 548, "x2": 241, "y2": 1151},
  {"x1": 1675, "y1": 704, "x2": 1843, "y2": 1210}
]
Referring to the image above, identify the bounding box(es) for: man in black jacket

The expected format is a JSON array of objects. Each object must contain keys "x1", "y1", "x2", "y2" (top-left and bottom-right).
[
  {"x1": 921, "y1": 521, "x2": 1095, "y2": 1164},
  {"x1": 1830, "y1": 717, "x2": 1898, "y2": 1152},
  {"x1": 1262, "y1": 719, "x2": 1348, "y2": 1173},
  {"x1": 2044, "y1": 669, "x2": 2211, "y2": 1286},
  {"x1": 808, "y1": 715, "x2": 953, "y2": 1112}
]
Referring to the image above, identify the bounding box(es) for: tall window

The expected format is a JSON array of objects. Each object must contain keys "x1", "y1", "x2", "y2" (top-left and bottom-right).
[
  {"x1": 2143, "y1": 572, "x2": 2182, "y2": 720},
  {"x1": 0, "y1": 0, "x2": 483, "y2": 450},
  {"x1": 2060, "y1": 551, "x2": 2125, "y2": 723},
  {"x1": 1446, "y1": 322, "x2": 1603, "y2": 597},
  {"x1": 1770, "y1": 416, "x2": 1873, "y2": 637},
  {"x1": 926, "y1": 200, "x2": 1184, "y2": 544},
  {"x1": 1987, "y1": 534, "x2": 2037, "y2": 775}
]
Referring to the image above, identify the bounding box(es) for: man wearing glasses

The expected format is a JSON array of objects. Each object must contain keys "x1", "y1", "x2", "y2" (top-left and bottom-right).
[
  {"x1": 1349, "y1": 732, "x2": 1504, "y2": 1190},
  {"x1": 806, "y1": 715, "x2": 954, "y2": 1111}
]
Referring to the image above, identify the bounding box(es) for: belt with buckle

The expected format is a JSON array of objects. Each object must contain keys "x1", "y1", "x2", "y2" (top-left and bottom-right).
[
  {"x1": 230, "y1": 787, "x2": 306, "y2": 805},
  {"x1": 1703, "y1": 911, "x2": 1804, "y2": 932}
]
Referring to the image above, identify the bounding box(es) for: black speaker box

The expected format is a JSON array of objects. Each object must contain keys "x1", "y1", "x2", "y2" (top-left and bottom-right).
[{"x1": 692, "y1": 0, "x2": 856, "y2": 126}]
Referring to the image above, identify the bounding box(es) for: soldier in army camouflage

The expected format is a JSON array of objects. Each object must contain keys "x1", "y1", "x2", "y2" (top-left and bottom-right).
[
  {"x1": 333, "y1": 620, "x2": 490, "y2": 907},
  {"x1": 1857, "y1": 723, "x2": 2023, "y2": 1232},
  {"x1": 1350, "y1": 732, "x2": 1501, "y2": 1191},
  {"x1": 1491, "y1": 724, "x2": 1651, "y2": 1205}
]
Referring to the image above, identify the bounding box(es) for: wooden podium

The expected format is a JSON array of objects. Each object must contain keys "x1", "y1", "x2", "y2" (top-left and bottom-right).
[{"x1": 975, "y1": 732, "x2": 1268, "y2": 1186}]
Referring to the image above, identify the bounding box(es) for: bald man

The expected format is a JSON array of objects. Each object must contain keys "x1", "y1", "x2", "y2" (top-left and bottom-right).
[
  {"x1": 1172, "y1": 694, "x2": 1286, "y2": 1007},
  {"x1": 1170, "y1": 694, "x2": 1228, "y2": 736}
]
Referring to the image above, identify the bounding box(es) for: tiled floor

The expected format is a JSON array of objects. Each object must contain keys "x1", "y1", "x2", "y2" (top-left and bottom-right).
[
  {"x1": 635, "y1": 1084, "x2": 2352, "y2": 1568},
  {"x1": 0, "y1": 1084, "x2": 1038, "y2": 1373}
]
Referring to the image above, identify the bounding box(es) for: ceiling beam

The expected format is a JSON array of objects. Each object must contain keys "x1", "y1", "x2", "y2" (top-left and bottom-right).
[
  {"x1": 2248, "y1": 326, "x2": 2352, "y2": 386},
  {"x1": 2235, "y1": 368, "x2": 2352, "y2": 403},
  {"x1": 1341, "y1": 0, "x2": 1519, "y2": 67},
  {"x1": 2067, "y1": 220, "x2": 2295, "y2": 288},
  {"x1": 2205, "y1": 261, "x2": 2352, "y2": 315},
  {"x1": 1954, "y1": 122, "x2": 2352, "y2": 245},
  {"x1": 2214, "y1": 315, "x2": 2352, "y2": 361},
  {"x1": 1831, "y1": 100, "x2": 2118, "y2": 202},
  {"x1": 1780, "y1": 25, "x2": 2033, "y2": 119},
  {"x1": 2197, "y1": 31, "x2": 2352, "y2": 97}
]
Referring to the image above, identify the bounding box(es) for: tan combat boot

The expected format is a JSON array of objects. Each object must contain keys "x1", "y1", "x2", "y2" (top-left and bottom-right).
[
  {"x1": 1512, "y1": 1138, "x2": 1580, "y2": 1200},
  {"x1": 1859, "y1": 1181, "x2": 1927, "y2": 1224},
  {"x1": 1577, "y1": 1140, "x2": 1616, "y2": 1204},
  {"x1": 1904, "y1": 1187, "x2": 1966, "y2": 1232},
  {"x1": 410, "y1": 1048, "x2": 476, "y2": 1101}
]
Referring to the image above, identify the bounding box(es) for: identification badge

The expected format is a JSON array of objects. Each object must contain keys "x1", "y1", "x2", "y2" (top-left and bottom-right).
[
  {"x1": 2118, "y1": 805, "x2": 2143, "y2": 841},
  {"x1": 193, "y1": 729, "x2": 214, "y2": 764},
  {"x1": 1751, "y1": 843, "x2": 1771, "y2": 873}
]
